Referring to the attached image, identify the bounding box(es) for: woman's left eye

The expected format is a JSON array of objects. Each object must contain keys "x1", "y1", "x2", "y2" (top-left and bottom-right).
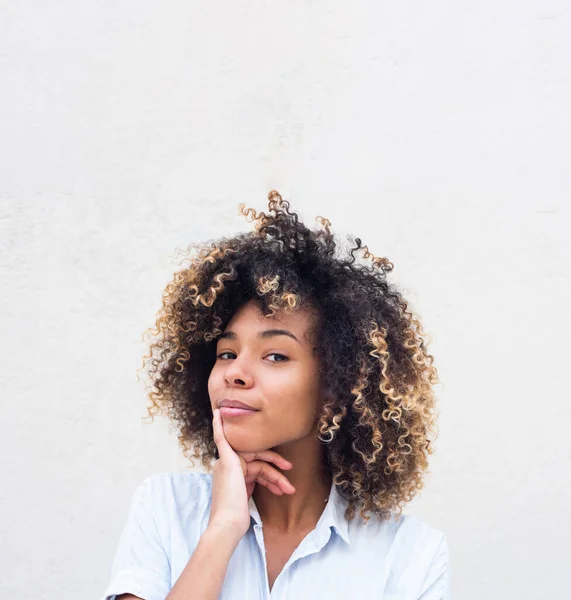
[
  {"x1": 216, "y1": 351, "x2": 288, "y2": 362},
  {"x1": 266, "y1": 353, "x2": 289, "y2": 362}
]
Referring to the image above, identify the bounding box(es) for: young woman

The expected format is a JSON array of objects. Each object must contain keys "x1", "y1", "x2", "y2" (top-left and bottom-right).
[{"x1": 101, "y1": 191, "x2": 451, "y2": 600}]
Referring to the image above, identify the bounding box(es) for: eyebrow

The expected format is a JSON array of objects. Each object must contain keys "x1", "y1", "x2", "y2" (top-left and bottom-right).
[{"x1": 218, "y1": 329, "x2": 301, "y2": 345}]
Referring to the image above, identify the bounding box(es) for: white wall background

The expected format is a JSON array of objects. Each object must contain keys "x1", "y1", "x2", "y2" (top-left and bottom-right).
[{"x1": 1, "y1": 1, "x2": 569, "y2": 598}]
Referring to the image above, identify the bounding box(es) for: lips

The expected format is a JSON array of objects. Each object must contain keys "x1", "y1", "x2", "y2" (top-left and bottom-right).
[{"x1": 218, "y1": 398, "x2": 259, "y2": 411}]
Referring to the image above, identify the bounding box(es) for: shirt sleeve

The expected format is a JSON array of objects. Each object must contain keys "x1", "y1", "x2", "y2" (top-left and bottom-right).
[
  {"x1": 416, "y1": 533, "x2": 451, "y2": 600},
  {"x1": 100, "y1": 475, "x2": 172, "y2": 600}
]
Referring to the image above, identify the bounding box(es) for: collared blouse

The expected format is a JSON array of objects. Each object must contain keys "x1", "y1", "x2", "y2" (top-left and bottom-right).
[{"x1": 101, "y1": 472, "x2": 451, "y2": 599}]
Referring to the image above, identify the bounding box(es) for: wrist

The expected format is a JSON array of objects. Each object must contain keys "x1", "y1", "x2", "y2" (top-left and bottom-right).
[{"x1": 205, "y1": 522, "x2": 246, "y2": 546}]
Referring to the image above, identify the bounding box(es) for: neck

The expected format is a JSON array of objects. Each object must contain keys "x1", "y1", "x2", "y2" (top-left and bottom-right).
[{"x1": 252, "y1": 430, "x2": 332, "y2": 533}]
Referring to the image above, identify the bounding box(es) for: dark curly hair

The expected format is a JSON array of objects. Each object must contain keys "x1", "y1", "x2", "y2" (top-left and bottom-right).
[{"x1": 139, "y1": 190, "x2": 441, "y2": 524}]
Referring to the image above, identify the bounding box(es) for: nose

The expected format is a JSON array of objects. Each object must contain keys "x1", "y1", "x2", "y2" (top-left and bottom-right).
[{"x1": 224, "y1": 355, "x2": 253, "y2": 387}]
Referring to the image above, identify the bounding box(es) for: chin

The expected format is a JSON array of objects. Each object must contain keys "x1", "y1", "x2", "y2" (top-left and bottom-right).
[{"x1": 224, "y1": 431, "x2": 267, "y2": 454}]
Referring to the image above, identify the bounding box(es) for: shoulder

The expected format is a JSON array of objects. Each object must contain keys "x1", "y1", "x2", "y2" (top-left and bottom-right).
[
  {"x1": 358, "y1": 513, "x2": 451, "y2": 597},
  {"x1": 393, "y1": 514, "x2": 451, "y2": 595},
  {"x1": 354, "y1": 511, "x2": 447, "y2": 558},
  {"x1": 385, "y1": 513, "x2": 450, "y2": 574},
  {"x1": 133, "y1": 471, "x2": 213, "y2": 515},
  {"x1": 140, "y1": 470, "x2": 213, "y2": 496},
  {"x1": 393, "y1": 512, "x2": 446, "y2": 544}
]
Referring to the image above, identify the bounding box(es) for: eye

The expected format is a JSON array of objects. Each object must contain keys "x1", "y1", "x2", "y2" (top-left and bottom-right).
[
  {"x1": 266, "y1": 353, "x2": 289, "y2": 363},
  {"x1": 215, "y1": 351, "x2": 289, "y2": 362}
]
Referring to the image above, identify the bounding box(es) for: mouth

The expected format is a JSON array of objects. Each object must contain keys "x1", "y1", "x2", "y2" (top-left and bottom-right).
[
  {"x1": 218, "y1": 398, "x2": 259, "y2": 411},
  {"x1": 219, "y1": 406, "x2": 259, "y2": 418}
]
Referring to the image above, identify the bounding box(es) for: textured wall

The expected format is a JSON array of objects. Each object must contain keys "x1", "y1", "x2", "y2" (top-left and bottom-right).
[{"x1": 1, "y1": 1, "x2": 569, "y2": 599}]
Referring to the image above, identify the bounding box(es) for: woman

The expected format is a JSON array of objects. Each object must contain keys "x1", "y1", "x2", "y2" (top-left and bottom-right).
[{"x1": 101, "y1": 191, "x2": 451, "y2": 599}]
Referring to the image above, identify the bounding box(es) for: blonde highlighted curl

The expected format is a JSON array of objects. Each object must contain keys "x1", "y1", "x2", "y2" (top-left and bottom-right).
[{"x1": 138, "y1": 191, "x2": 441, "y2": 524}]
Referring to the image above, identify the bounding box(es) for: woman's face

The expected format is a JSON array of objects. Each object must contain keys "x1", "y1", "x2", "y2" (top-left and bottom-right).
[{"x1": 208, "y1": 299, "x2": 323, "y2": 453}]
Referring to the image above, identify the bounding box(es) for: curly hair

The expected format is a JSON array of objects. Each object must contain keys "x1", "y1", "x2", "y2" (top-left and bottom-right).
[{"x1": 138, "y1": 190, "x2": 441, "y2": 524}]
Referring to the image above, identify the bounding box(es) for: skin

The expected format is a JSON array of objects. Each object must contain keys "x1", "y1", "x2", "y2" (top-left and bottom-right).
[{"x1": 207, "y1": 299, "x2": 333, "y2": 533}]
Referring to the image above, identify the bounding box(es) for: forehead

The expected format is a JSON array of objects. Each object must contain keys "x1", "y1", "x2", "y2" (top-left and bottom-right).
[{"x1": 223, "y1": 300, "x2": 317, "y2": 341}]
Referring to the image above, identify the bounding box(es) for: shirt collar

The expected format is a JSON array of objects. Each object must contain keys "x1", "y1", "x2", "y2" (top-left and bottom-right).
[{"x1": 248, "y1": 479, "x2": 351, "y2": 546}]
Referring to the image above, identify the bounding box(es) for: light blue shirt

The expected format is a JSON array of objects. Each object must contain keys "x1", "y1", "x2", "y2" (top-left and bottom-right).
[{"x1": 101, "y1": 472, "x2": 451, "y2": 599}]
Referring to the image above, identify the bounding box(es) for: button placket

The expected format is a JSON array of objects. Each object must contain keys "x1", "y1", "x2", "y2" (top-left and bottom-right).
[{"x1": 253, "y1": 523, "x2": 271, "y2": 599}]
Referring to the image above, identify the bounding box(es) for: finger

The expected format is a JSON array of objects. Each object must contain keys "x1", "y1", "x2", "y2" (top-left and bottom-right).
[
  {"x1": 239, "y1": 449, "x2": 293, "y2": 470},
  {"x1": 255, "y1": 475, "x2": 285, "y2": 496},
  {"x1": 245, "y1": 472, "x2": 284, "y2": 496},
  {"x1": 211, "y1": 409, "x2": 236, "y2": 462},
  {"x1": 246, "y1": 479, "x2": 256, "y2": 498},
  {"x1": 247, "y1": 461, "x2": 296, "y2": 494}
]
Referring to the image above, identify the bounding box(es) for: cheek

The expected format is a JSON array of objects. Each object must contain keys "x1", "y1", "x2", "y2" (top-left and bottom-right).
[
  {"x1": 206, "y1": 371, "x2": 218, "y2": 406},
  {"x1": 272, "y1": 374, "x2": 321, "y2": 423}
]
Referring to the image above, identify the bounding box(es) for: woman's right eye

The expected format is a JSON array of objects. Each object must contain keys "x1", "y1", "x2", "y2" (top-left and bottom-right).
[{"x1": 217, "y1": 351, "x2": 235, "y2": 360}]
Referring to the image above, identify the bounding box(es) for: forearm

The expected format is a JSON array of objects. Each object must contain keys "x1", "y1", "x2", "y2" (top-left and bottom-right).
[{"x1": 165, "y1": 525, "x2": 242, "y2": 600}]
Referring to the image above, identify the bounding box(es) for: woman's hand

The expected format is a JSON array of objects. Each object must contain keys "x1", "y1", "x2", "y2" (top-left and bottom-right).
[{"x1": 207, "y1": 408, "x2": 296, "y2": 539}]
